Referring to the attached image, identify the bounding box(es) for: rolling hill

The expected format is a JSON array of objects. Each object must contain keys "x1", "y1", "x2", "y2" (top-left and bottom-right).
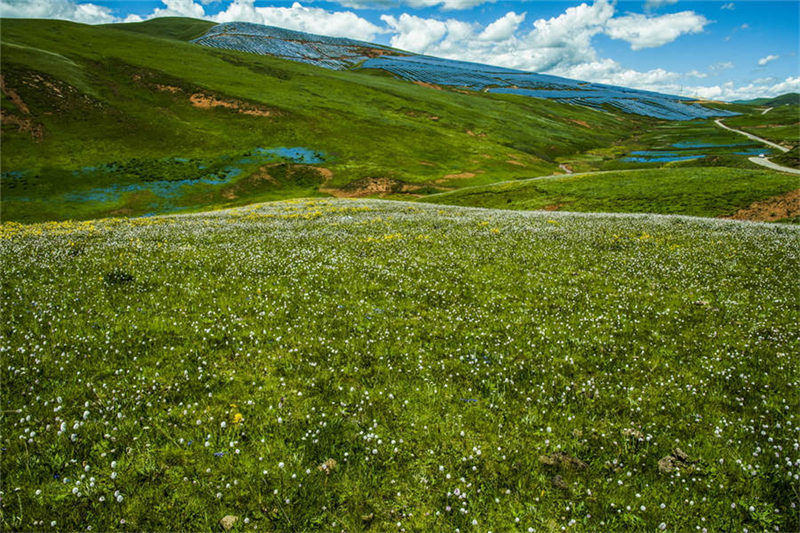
[
  {"x1": 0, "y1": 17, "x2": 791, "y2": 224},
  {"x1": 193, "y1": 21, "x2": 735, "y2": 121},
  {"x1": 424, "y1": 167, "x2": 800, "y2": 222},
  {"x1": 733, "y1": 92, "x2": 800, "y2": 107},
  {"x1": 2, "y1": 15, "x2": 800, "y2": 533},
  {"x1": 1, "y1": 17, "x2": 654, "y2": 221}
]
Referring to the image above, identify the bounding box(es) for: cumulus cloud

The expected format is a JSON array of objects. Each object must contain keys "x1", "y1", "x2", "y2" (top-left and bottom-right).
[
  {"x1": 709, "y1": 61, "x2": 734, "y2": 72},
  {"x1": 333, "y1": 0, "x2": 499, "y2": 10},
  {"x1": 213, "y1": 1, "x2": 382, "y2": 40},
  {"x1": 478, "y1": 11, "x2": 525, "y2": 41},
  {"x1": 685, "y1": 76, "x2": 800, "y2": 101},
  {"x1": 686, "y1": 70, "x2": 708, "y2": 79},
  {"x1": 0, "y1": 0, "x2": 382, "y2": 40},
  {"x1": 644, "y1": 0, "x2": 678, "y2": 9},
  {"x1": 1, "y1": 0, "x2": 789, "y2": 101},
  {"x1": 606, "y1": 11, "x2": 709, "y2": 50},
  {"x1": 381, "y1": 13, "x2": 451, "y2": 50},
  {"x1": 378, "y1": 0, "x2": 712, "y2": 90},
  {"x1": 0, "y1": 0, "x2": 120, "y2": 24},
  {"x1": 757, "y1": 54, "x2": 779, "y2": 66},
  {"x1": 148, "y1": 0, "x2": 205, "y2": 19},
  {"x1": 328, "y1": 0, "x2": 497, "y2": 9}
]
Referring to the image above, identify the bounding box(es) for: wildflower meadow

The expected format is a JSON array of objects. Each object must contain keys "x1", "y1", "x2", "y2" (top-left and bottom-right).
[{"x1": 1, "y1": 199, "x2": 798, "y2": 531}]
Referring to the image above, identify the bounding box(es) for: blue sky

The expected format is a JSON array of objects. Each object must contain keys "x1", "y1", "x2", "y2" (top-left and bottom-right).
[{"x1": 1, "y1": 0, "x2": 798, "y2": 100}]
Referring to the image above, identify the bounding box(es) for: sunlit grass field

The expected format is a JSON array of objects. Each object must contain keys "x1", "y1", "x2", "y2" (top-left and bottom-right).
[
  {"x1": 423, "y1": 167, "x2": 800, "y2": 222},
  {"x1": 2, "y1": 199, "x2": 798, "y2": 531}
]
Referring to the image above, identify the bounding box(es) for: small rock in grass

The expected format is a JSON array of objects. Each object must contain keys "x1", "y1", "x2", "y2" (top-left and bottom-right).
[
  {"x1": 658, "y1": 448, "x2": 697, "y2": 474},
  {"x1": 622, "y1": 427, "x2": 644, "y2": 440},
  {"x1": 219, "y1": 515, "x2": 238, "y2": 530}
]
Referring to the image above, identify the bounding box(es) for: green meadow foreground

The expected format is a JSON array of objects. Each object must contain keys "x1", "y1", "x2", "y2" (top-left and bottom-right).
[
  {"x1": 424, "y1": 167, "x2": 800, "y2": 222},
  {"x1": 2, "y1": 199, "x2": 798, "y2": 531}
]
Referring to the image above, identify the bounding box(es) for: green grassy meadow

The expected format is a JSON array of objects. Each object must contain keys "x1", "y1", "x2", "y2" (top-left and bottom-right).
[
  {"x1": 1, "y1": 15, "x2": 800, "y2": 532},
  {"x1": 724, "y1": 104, "x2": 800, "y2": 147},
  {"x1": 2, "y1": 199, "x2": 799, "y2": 531},
  {"x1": 423, "y1": 167, "x2": 800, "y2": 222},
  {"x1": 5, "y1": 17, "x2": 796, "y2": 224},
  {"x1": 1, "y1": 17, "x2": 651, "y2": 222}
]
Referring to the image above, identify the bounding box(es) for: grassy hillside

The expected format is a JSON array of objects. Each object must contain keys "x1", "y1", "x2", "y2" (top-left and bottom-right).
[
  {"x1": 734, "y1": 92, "x2": 800, "y2": 107},
  {"x1": 724, "y1": 104, "x2": 800, "y2": 147},
  {"x1": 101, "y1": 17, "x2": 216, "y2": 41},
  {"x1": 2, "y1": 200, "x2": 798, "y2": 531},
  {"x1": 0, "y1": 18, "x2": 648, "y2": 222},
  {"x1": 424, "y1": 167, "x2": 800, "y2": 222}
]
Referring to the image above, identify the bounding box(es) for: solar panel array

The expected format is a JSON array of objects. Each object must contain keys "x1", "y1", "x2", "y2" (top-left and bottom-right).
[{"x1": 193, "y1": 23, "x2": 737, "y2": 120}]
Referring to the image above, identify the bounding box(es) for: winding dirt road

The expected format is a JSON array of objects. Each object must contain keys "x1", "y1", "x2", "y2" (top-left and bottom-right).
[
  {"x1": 714, "y1": 118, "x2": 799, "y2": 174},
  {"x1": 747, "y1": 156, "x2": 800, "y2": 175},
  {"x1": 714, "y1": 118, "x2": 789, "y2": 153}
]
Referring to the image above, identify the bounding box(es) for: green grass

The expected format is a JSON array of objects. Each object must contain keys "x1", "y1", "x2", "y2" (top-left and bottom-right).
[
  {"x1": 733, "y1": 92, "x2": 800, "y2": 107},
  {"x1": 0, "y1": 18, "x2": 650, "y2": 221},
  {"x1": 2, "y1": 199, "x2": 798, "y2": 531},
  {"x1": 724, "y1": 105, "x2": 800, "y2": 146},
  {"x1": 100, "y1": 17, "x2": 216, "y2": 41},
  {"x1": 773, "y1": 146, "x2": 800, "y2": 169},
  {"x1": 423, "y1": 167, "x2": 800, "y2": 219}
]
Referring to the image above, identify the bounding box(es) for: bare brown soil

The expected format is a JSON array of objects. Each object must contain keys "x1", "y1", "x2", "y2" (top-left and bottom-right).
[
  {"x1": 0, "y1": 75, "x2": 29, "y2": 113},
  {"x1": 155, "y1": 84, "x2": 182, "y2": 94},
  {"x1": 0, "y1": 75, "x2": 44, "y2": 141},
  {"x1": 0, "y1": 111, "x2": 44, "y2": 141},
  {"x1": 725, "y1": 189, "x2": 800, "y2": 222},
  {"x1": 413, "y1": 81, "x2": 442, "y2": 91},
  {"x1": 189, "y1": 93, "x2": 274, "y2": 117},
  {"x1": 328, "y1": 177, "x2": 421, "y2": 198}
]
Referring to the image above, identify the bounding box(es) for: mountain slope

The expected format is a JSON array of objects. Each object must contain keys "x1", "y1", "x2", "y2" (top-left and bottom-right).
[
  {"x1": 733, "y1": 92, "x2": 800, "y2": 106},
  {"x1": 101, "y1": 16, "x2": 215, "y2": 41},
  {"x1": 193, "y1": 21, "x2": 737, "y2": 121},
  {"x1": 0, "y1": 17, "x2": 651, "y2": 222}
]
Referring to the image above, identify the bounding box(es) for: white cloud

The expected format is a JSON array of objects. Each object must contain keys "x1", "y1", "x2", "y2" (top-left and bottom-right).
[
  {"x1": 2, "y1": 0, "x2": 790, "y2": 102},
  {"x1": 381, "y1": 13, "x2": 450, "y2": 50},
  {"x1": 757, "y1": 54, "x2": 779, "y2": 66},
  {"x1": 685, "y1": 76, "x2": 800, "y2": 101},
  {"x1": 644, "y1": 0, "x2": 678, "y2": 9},
  {"x1": 709, "y1": 61, "x2": 733, "y2": 72},
  {"x1": 377, "y1": 0, "x2": 711, "y2": 91},
  {"x1": 149, "y1": 0, "x2": 205, "y2": 19},
  {"x1": 0, "y1": 0, "x2": 118, "y2": 24},
  {"x1": 720, "y1": 3, "x2": 735, "y2": 10},
  {"x1": 0, "y1": 0, "x2": 382, "y2": 41},
  {"x1": 332, "y1": 0, "x2": 497, "y2": 9},
  {"x1": 478, "y1": 11, "x2": 525, "y2": 41},
  {"x1": 605, "y1": 11, "x2": 709, "y2": 50},
  {"x1": 213, "y1": 1, "x2": 382, "y2": 40}
]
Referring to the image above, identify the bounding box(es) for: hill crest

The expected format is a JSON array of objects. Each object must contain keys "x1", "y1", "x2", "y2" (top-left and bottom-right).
[{"x1": 192, "y1": 20, "x2": 736, "y2": 121}]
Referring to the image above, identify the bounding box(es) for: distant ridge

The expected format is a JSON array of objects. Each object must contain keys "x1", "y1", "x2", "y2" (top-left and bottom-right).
[
  {"x1": 733, "y1": 92, "x2": 800, "y2": 107},
  {"x1": 193, "y1": 21, "x2": 737, "y2": 121}
]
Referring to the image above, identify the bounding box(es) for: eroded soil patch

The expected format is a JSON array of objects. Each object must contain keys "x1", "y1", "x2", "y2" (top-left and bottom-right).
[
  {"x1": 188, "y1": 93, "x2": 274, "y2": 117},
  {"x1": 328, "y1": 177, "x2": 421, "y2": 198},
  {"x1": 725, "y1": 189, "x2": 800, "y2": 222}
]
